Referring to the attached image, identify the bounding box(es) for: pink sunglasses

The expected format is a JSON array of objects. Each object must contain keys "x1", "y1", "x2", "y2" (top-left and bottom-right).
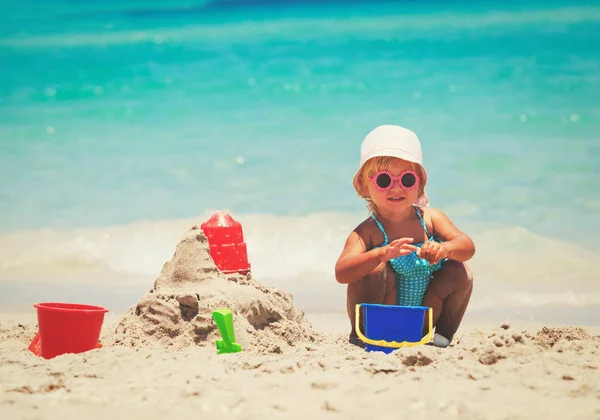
[{"x1": 370, "y1": 170, "x2": 420, "y2": 191}]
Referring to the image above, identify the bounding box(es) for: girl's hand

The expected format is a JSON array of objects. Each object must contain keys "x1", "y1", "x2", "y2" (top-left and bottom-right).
[
  {"x1": 418, "y1": 241, "x2": 449, "y2": 265},
  {"x1": 378, "y1": 238, "x2": 418, "y2": 263}
]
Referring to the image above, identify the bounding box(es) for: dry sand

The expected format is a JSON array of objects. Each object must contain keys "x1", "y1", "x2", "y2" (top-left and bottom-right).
[{"x1": 1, "y1": 226, "x2": 599, "y2": 419}]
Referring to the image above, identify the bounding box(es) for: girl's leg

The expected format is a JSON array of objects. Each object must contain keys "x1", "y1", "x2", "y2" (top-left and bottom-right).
[
  {"x1": 421, "y1": 260, "x2": 473, "y2": 342},
  {"x1": 347, "y1": 262, "x2": 395, "y2": 347}
]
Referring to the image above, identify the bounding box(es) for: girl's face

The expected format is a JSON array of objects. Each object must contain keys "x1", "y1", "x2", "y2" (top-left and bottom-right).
[{"x1": 365, "y1": 158, "x2": 420, "y2": 214}]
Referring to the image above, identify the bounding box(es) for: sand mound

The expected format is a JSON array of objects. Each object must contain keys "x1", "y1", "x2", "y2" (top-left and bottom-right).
[
  {"x1": 534, "y1": 326, "x2": 595, "y2": 349},
  {"x1": 113, "y1": 226, "x2": 322, "y2": 353},
  {"x1": 0, "y1": 321, "x2": 37, "y2": 346}
]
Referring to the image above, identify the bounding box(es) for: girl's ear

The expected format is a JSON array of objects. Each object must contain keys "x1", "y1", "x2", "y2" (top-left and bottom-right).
[{"x1": 357, "y1": 177, "x2": 370, "y2": 198}]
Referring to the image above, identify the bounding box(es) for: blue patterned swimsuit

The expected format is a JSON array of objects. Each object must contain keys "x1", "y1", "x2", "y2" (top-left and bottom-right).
[{"x1": 370, "y1": 205, "x2": 445, "y2": 306}]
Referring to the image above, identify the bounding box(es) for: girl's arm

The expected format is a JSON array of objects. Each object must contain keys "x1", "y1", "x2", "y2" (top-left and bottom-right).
[
  {"x1": 429, "y1": 208, "x2": 476, "y2": 262},
  {"x1": 335, "y1": 229, "x2": 385, "y2": 284},
  {"x1": 335, "y1": 223, "x2": 417, "y2": 284}
]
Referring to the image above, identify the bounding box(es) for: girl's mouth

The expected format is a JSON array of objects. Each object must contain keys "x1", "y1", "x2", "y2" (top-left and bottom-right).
[{"x1": 387, "y1": 197, "x2": 405, "y2": 202}]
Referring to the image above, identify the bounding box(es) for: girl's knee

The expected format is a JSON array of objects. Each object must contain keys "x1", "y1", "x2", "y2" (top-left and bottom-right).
[
  {"x1": 428, "y1": 261, "x2": 472, "y2": 298},
  {"x1": 364, "y1": 262, "x2": 395, "y2": 289},
  {"x1": 348, "y1": 263, "x2": 392, "y2": 305},
  {"x1": 366, "y1": 262, "x2": 392, "y2": 278},
  {"x1": 457, "y1": 263, "x2": 473, "y2": 291},
  {"x1": 444, "y1": 260, "x2": 473, "y2": 289}
]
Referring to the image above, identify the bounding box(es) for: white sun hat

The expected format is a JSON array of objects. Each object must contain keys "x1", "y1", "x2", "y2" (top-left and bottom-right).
[{"x1": 352, "y1": 125, "x2": 429, "y2": 206}]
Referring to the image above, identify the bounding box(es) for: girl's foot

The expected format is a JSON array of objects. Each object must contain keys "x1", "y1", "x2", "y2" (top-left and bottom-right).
[{"x1": 431, "y1": 333, "x2": 450, "y2": 348}]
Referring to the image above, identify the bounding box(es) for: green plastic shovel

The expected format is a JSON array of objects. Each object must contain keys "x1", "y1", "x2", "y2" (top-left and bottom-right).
[{"x1": 211, "y1": 308, "x2": 242, "y2": 354}]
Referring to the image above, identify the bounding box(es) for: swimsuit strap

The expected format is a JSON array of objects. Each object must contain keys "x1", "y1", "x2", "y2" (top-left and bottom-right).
[
  {"x1": 413, "y1": 205, "x2": 434, "y2": 239},
  {"x1": 369, "y1": 214, "x2": 389, "y2": 246}
]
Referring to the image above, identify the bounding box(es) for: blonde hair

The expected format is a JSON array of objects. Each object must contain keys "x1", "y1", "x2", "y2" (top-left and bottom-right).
[{"x1": 354, "y1": 156, "x2": 426, "y2": 214}]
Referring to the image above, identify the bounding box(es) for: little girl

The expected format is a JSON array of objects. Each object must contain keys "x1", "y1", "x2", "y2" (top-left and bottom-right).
[{"x1": 335, "y1": 125, "x2": 476, "y2": 348}]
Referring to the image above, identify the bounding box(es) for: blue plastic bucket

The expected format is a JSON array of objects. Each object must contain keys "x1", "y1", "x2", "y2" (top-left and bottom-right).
[{"x1": 362, "y1": 304, "x2": 429, "y2": 354}]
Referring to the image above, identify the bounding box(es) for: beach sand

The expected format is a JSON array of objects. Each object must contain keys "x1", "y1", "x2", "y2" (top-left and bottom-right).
[{"x1": 1, "y1": 227, "x2": 599, "y2": 419}]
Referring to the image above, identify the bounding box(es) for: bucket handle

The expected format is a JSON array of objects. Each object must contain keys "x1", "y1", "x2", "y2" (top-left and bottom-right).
[{"x1": 355, "y1": 304, "x2": 434, "y2": 349}]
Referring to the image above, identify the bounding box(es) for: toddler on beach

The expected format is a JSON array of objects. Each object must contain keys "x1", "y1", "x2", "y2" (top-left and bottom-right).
[{"x1": 335, "y1": 125, "x2": 476, "y2": 348}]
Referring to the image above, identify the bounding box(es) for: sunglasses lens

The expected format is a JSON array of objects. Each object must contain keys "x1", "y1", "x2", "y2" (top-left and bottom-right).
[
  {"x1": 401, "y1": 172, "x2": 417, "y2": 188},
  {"x1": 375, "y1": 173, "x2": 392, "y2": 189}
]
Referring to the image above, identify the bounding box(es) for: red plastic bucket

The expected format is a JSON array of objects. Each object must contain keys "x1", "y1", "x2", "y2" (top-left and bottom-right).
[{"x1": 33, "y1": 302, "x2": 108, "y2": 359}]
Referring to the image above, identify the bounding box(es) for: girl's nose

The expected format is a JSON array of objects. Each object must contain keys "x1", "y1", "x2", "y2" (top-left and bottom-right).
[{"x1": 390, "y1": 180, "x2": 404, "y2": 190}]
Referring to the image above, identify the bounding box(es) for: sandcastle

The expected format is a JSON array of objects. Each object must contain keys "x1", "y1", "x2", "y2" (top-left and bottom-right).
[{"x1": 113, "y1": 222, "x2": 323, "y2": 354}]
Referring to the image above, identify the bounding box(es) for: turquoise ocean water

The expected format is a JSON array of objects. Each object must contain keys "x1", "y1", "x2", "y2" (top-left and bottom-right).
[{"x1": 1, "y1": 0, "x2": 599, "y2": 325}]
